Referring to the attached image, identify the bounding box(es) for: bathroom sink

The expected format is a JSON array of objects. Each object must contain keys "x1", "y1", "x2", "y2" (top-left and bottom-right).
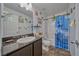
[{"x1": 17, "y1": 37, "x2": 36, "y2": 44}]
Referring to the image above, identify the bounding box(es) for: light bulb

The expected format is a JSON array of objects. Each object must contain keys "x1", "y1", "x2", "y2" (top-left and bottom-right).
[{"x1": 20, "y1": 3, "x2": 24, "y2": 7}]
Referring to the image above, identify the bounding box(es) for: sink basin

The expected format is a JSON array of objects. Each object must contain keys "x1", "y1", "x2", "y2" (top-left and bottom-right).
[{"x1": 17, "y1": 36, "x2": 36, "y2": 44}]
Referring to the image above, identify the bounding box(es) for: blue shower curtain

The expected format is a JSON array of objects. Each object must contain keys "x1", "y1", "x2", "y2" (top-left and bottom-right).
[{"x1": 55, "y1": 15, "x2": 69, "y2": 50}]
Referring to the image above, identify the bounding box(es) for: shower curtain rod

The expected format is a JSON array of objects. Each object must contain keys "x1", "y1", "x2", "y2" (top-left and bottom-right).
[{"x1": 43, "y1": 12, "x2": 70, "y2": 20}]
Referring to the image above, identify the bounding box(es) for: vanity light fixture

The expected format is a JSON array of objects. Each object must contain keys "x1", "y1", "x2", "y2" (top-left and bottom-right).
[{"x1": 19, "y1": 3, "x2": 33, "y2": 11}]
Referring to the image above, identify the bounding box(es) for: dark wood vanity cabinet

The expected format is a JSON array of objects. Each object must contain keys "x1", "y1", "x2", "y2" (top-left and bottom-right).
[
  {"x1": 34, "y1": 38, "x2": 42, "y2": 56},
  {"x1": 6, "y1": 38, "x2": 42, "y2": 56}
]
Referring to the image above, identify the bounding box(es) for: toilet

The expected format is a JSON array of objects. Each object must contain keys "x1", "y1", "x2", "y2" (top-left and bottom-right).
[{"x1": 42, "y1": 39, "x2": 51, "y2": 51}]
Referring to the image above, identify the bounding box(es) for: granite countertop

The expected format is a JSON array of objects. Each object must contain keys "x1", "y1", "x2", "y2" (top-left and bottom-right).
[{"x1": 2, "y1": 36, "x2": 42, "y2": 56}]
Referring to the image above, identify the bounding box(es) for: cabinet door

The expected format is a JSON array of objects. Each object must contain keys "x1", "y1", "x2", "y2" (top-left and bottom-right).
[
  {"x1": 34, "y1": 39, "x2": 42, "y2": 56},
  {"x1": 9, "y1": 44, "x2": 33, "y2": 56}
]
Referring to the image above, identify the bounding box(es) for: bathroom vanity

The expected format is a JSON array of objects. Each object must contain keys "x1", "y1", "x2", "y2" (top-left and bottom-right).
[{"x1": 2, "y1": 35, "x2": 42, "y2": 56}]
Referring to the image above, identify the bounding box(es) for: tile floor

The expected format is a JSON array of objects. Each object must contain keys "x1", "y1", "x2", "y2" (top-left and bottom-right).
[{"x1": 42, "y1": 46, "x2": 71, "y2": 56}]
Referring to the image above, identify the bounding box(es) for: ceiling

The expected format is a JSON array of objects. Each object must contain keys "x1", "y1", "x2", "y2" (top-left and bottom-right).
[
  {"x1": 4, "y1": 3, "x2": 69, "y2": 18},
  {"x1": 4, "y1": 3, "x2": 33, "y2": 18},
  {"x1": 32, "y1": 3, "x2": 69, "y2": 17}
]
